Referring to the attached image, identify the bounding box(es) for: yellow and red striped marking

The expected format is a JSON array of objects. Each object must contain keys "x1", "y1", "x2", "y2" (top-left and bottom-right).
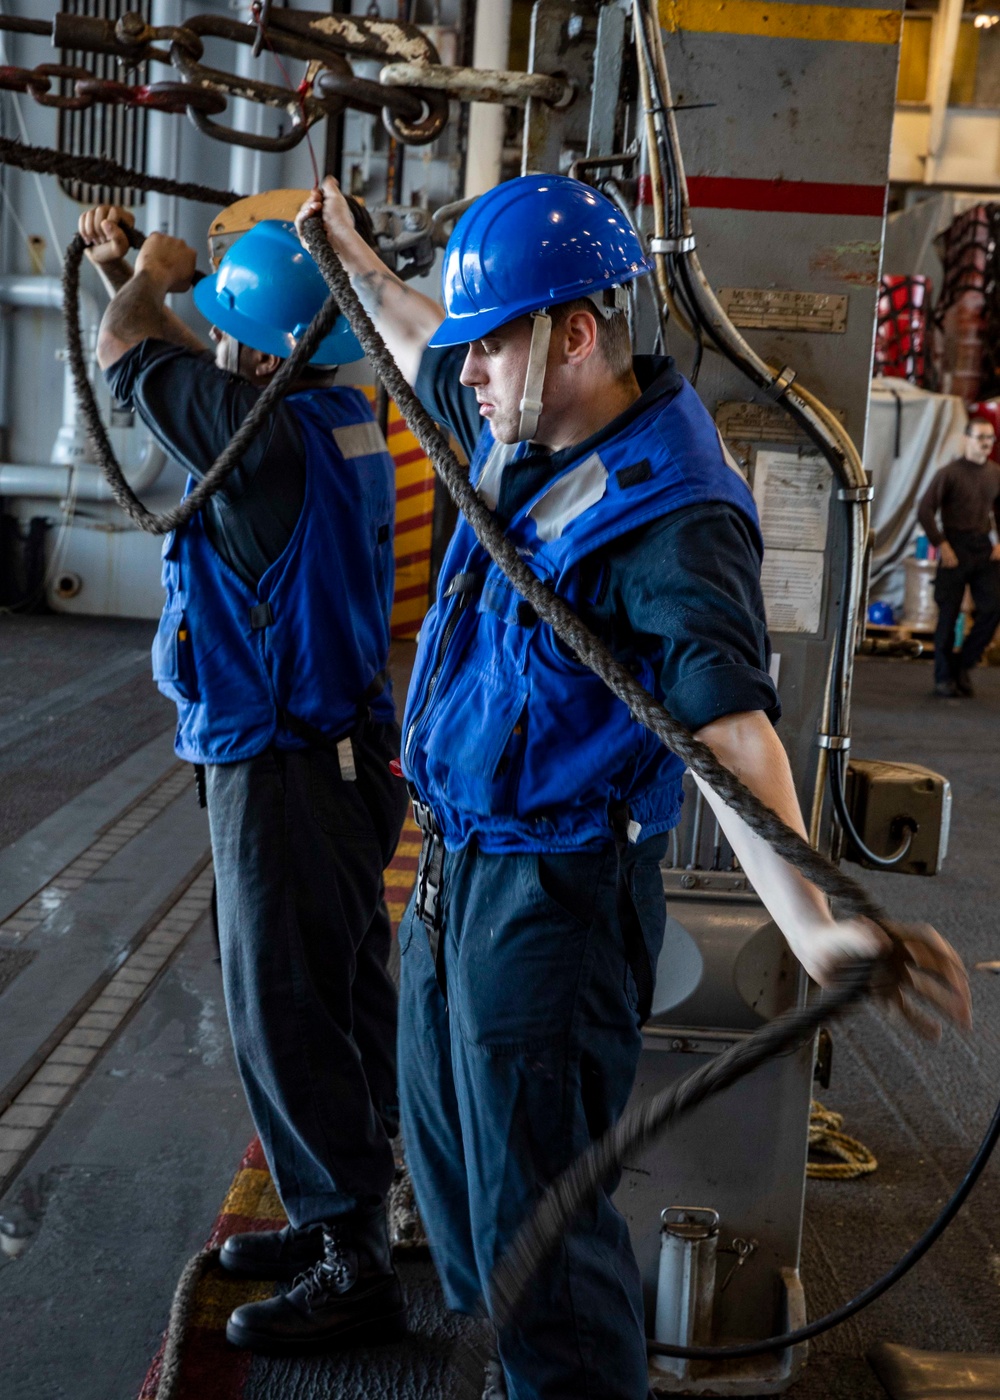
[{"x1": 361, "y1": 389, "x2": 436, "y2": 641}]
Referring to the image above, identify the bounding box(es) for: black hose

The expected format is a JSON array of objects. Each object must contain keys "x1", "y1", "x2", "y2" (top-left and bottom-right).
[
  {"x1": 648, "y1": 1088, "x2": 1000, "y2": 1359},
  {"x1": 828, "y1": 747, "x2": 916, "y2": 870}
]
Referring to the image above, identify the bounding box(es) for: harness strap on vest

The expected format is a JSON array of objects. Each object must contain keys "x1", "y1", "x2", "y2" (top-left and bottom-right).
[
  {"x1": 410, "y1": 790, "x2": 447, "y2": 994},
  {"x1": 277, "y1": 669, "x2": 389, "y2": 777},
  {"x1": 249, "y1": 601, "x2": 273, "y2": 630},
  {"x1": 518, "y1": 311, "x2": 552, "y2": 442},
  {"x1": 610, "y1": 801, "x2": 655, "y2": 1025}
]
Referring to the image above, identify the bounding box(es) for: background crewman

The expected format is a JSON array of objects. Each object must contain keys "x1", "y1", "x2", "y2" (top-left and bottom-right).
[
  {"x1": 82, "y1": 202, "x2": 409, "y2": 1354},
  {"x1": 918, "y1": 416, "x2": 1000, "y2": 698}
]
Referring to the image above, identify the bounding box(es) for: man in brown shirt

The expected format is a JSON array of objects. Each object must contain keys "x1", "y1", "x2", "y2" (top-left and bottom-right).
[{"x1": 917, "y1": 417, "x2": 1000, "y2": 697}]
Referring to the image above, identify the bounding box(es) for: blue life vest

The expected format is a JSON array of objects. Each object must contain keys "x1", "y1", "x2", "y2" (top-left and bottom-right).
[
  {"x1": 401, "y1": 380, "x2": 762, "y2": 853},
  {"x1": 152, "y1": 386, "x2": 397, "y2": 764}
]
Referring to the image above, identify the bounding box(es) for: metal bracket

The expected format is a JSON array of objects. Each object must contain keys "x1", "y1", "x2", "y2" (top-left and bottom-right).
[
  {"x1": 816, "y1": 734, "x2": 852, "y2": 751},
  {"x1": 765, "y1": 366, "x2": 797, "y2": 401},
  {"x1": 649, "y1": 235, "x2": 696, "y2": 254},
  {"x1": 839, "y1": 485, "x2": 875, "y2": 502}
]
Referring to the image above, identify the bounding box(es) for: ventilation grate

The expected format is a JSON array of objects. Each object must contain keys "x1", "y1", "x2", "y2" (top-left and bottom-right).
[{"x1": 57, "y1": 0, "x2": 151, "y2": 207}]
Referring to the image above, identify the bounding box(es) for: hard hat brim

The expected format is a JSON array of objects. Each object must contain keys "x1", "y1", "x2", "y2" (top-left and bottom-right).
[
  {"x1": 193, "y1": 270, "x2": 364, "y2": 366},
  {"x1": 426, "y1": 266, "x2": 651, "y2": 349}
]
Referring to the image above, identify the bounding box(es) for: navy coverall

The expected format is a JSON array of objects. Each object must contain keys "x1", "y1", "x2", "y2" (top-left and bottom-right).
[{"x1": 398, "y1": 351, "x2": 778, "y2": 1400}]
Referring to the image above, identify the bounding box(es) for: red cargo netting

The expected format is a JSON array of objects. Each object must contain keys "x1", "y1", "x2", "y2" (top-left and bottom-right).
[
  {"x1": 874, "y1": 275, "x2": 931, "y2": 384},
  {"x1": 931, "y1": 203, "x2": 1000, "y2": 403}
]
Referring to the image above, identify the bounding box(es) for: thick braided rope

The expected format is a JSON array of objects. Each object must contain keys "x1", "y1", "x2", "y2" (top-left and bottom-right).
[
  {"x1": 487, "y1": 963, "x2": 872, "y2": 1327},
  {"x1": 154, "y1": 1246, "x2": 220, "y2": 1400},
  {"x1": 298, "y1": 221, "x2": 899, "y2": 934},
  {"x1": 62, "y1": 233, "x2": 345, "y2": 534},
  {"x1": 0, "y1": 135, "x2": 240, "y2": 207}
]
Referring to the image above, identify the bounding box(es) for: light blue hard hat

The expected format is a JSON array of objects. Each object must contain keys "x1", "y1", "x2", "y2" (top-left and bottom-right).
[
  {"x1": 192, "y1": 219, "x2": 363, "y2": 365},
  {"x1": 428, "y1": 174, "x2": 652, "y2": 348}
]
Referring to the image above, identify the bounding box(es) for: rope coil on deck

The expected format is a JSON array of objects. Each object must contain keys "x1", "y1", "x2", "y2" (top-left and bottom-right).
[{"x1": 808, "y1": 1100, "x2": 879, "y2": 1180}]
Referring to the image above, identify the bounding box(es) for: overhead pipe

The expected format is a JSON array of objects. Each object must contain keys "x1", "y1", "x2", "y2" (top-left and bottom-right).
[
  {"x1": 924, "y1": 0, "x2": 964, "y2": 186},
  {"x1": 463, "y1": 0, "x2": 513, "y2": 199},
  {"x1": 0, "y1": 276, "x2": 166, "y2": 502}
]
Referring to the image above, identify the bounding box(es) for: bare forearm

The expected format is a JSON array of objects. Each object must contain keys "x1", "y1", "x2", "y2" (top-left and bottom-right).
[
  {"x1": 94, "y1": 258, "x2": 133, "y2": 299},
  {"x1": 692, "y1": 710, "x2": 830, "y2": 947},
  {"x1": 97, "y1": 270, "x2": 205, "y2": 368},
  {"x1": 336, "y1": 234, "x2": 444, "y2": 385}
]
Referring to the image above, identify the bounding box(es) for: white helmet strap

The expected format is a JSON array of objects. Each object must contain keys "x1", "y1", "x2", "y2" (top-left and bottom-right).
[
  {"x1": 517, "y1": 311, "x2": 553, "y2": 442},
  {"x1": 515, "y1": 286, "x2": 630, "y2": 443}
]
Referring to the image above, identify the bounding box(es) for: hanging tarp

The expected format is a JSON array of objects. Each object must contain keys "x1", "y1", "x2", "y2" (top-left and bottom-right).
[{"x1": 866, "y1": 377, "x2": 968, "y2": 611}]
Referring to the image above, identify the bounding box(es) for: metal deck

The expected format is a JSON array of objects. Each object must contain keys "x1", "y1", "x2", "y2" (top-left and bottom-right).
[{"x1": 0, "y1": 614, "x2": 997, "y2": 1400}]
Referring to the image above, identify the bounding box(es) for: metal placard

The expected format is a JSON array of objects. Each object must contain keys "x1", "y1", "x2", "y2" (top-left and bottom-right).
[
  {"x1": 717, "y1": 288, "x2": 849, "y2": 333},
  {"x1": 715, "y1": 400, "x2": 845, "y2": 445}
]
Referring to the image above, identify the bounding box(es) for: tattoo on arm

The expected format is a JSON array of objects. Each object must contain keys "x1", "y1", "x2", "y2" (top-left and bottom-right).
[
  {"x1": 351, "y1": 267, "x2": 413, "y2": 316},
  {"x1": 100, "y1": 272, "x2": 204, "y2": 359},
  {"x1": 95, "y1": 261, "x2": 133, "y2": 299}
]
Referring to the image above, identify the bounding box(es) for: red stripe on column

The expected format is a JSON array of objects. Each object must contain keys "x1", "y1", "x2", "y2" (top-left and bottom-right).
[
  {"x1": 394, "y1": 446, "x2": 433, "y2": 469},
  {"x1": 637, "y1": 173, "x2": 886, "y2": 217},
  {"x1": 393, "y1": 580, "x2": 433, "y2": 603},
  {"x1": 396, "y1": 477, "x2": 435, "y2": 502},
  {"x1": 395, "y1": 509, "x2": 435, "y2": 534},
  {"x1": 687, "y1": 176, "x2": 886, "y2": 217}
]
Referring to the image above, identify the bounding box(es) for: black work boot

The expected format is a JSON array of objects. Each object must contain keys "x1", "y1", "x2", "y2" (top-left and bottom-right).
[
  {"x1": 225, "y1": 1208, "x2": 406, "y2": 1354},
  {"x1": 219, "y1": 1223, "x2": 325, "y2": 1281},
  {"x1": 955, "y1": 667, "x2": 975, "y2": 697}
]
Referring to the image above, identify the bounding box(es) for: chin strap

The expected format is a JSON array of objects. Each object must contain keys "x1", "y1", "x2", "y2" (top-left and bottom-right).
[
  {"x1": 515, "y1": 287, "x2": 632, "y2": 443},
  {"x1": 517, "y1": 310, "x2": 552, "y2": 442},
  {"x1": 222, "y1": 334, "x2": 242, "y2": 377}
]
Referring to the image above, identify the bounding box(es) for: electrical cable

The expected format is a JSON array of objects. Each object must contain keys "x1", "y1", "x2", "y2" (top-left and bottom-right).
[
  {"x1": 827, "y1": 746, "x2": 916, "y2": 869},
  {"x1": 647, "y1": 1088, "x2": 1000, "y2": 1359}
]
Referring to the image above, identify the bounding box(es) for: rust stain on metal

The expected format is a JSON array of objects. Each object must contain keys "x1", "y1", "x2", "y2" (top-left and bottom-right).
[{"x1": 809, "y1": 240, "x2": 881, "y2": 287}]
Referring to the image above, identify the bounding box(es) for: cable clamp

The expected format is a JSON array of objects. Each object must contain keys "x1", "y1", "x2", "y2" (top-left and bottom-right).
[
  {"x1": 648, "y1": 235, "x2": 696, "y2": 254},
  {"x1": 817, "y1": 734, "x2": 851, "y2": 751},
  {"x1": 838, "y1": 486, "x2": 874, "y2": 502},
  {"x1": 765, "y1": 366, "x2": 797, "y2": 401}
]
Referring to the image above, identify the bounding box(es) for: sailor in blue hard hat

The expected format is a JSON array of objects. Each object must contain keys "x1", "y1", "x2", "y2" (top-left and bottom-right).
[
  {"x1": 194, "y1": 217, "x2": 365, "y2": 374},
  {"x1": 80, "y1": 197, "x2": 412, "y2": 1352},
  {"x1": 303, "y1": 175, "x2": 970, "y2": 1400}
]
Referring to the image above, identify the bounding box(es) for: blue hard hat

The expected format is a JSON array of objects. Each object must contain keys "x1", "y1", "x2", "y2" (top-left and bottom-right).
[
  {"x1": 867, "y1": 600, "x2": 895, "y2": 626},
  {"x1": 193, "y1": 219, "x2": 363, "y2": 365},
  {"x1": 428, "y1": 174, "x2": 653, "y2": 348}
]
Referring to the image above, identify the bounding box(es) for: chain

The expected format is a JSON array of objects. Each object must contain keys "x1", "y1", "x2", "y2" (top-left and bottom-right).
[
  {"x1": 0, "y1": 65, "x2": 228, "y2": 114},
  {"x1": 0, "y1": 9, "x2": 450, "y2": 149}
]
